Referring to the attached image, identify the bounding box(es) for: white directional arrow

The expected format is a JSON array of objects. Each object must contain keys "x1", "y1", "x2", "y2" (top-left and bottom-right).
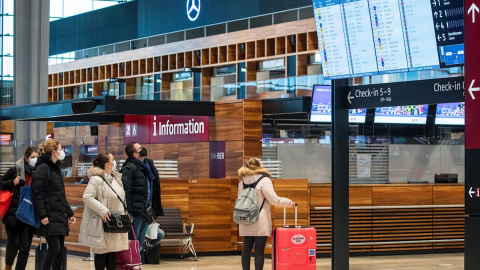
[
  {"x1": 436, "y1": 23, "x2": 439, "y2": 30},
  {"x1": 469, "y1": 79, "x2": 480, "y2": 100},
  {"x1": 470, "y1": 187, "x2": 476, "y2": 198},
  {"x1": 469, "y1": 3, "x2": 479, "y2": 23},
  {"x1": 347, "y1": 91, "x2": 354, "y2": 104},
  {"x1": 437, "y1": 35, "x2": 441, "y2": 42}
]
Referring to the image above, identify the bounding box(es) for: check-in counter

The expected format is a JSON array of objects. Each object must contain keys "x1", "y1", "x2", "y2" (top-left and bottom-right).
[{"x1": 0, "y1": 181, "x2": 465, "y2": 256}]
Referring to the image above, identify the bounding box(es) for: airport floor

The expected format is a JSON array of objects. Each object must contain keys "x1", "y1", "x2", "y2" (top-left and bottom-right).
[{"x1": 0, "y1": 248, "x2": 464, "y2": 270}]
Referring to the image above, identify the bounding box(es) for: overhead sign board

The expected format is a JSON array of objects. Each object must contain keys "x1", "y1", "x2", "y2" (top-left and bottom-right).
[{"x1": 344, "y1": 77, "x2": 465, "y2": 109}]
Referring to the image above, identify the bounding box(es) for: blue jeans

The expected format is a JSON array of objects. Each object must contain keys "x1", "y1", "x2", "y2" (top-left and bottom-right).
[
  {"x1": 148, "y1": 228, "x2": 165, "y2": 246},
  {"x1": 129, "y1": 216, "x2": 148, "y2": 264}
]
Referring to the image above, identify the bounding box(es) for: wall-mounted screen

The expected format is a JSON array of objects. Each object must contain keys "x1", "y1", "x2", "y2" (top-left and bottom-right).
[
  {"x1": 435, "y1": 102, "x2": 465, "y2": 125},
  {"x1": 311, "y1": 0, "x2": 462, "y2": 79},
  {"x1": 310, "y1": 85, "x2": 332, "y2": 123},
  {"x1": 310, "y1": 85, "x2": 366, "y2": 123},
  {"x1": 374, "y1": 105, "x2": 429, "y2": 124}
]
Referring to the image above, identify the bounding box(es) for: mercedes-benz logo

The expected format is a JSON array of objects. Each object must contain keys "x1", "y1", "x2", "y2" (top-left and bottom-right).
[{"x1": 186, "y1": 0, "x2": 200, "y2": 21}]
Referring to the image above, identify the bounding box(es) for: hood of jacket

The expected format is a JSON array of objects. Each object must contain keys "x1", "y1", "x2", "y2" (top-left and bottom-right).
[
  {"x1": 87, "y1": 166, "x2": 122, "y2": 184},
  {"x1": 238, "y1": 166, "x2": 271, "y2": 184},
  {"x1": 87, "y1": 166, "x2": 105, "y2": 178}
]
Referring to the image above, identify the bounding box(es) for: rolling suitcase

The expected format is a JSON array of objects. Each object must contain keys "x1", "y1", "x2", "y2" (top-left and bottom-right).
[
  {"x1": 272, "y1": 204, "x2": 316, "y2": 270},
  {"x1": 35, "y1": 237, "x2": 68, "y2": 270}
]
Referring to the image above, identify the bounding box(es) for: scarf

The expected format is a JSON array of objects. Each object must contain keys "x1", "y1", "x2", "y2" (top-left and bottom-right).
[{"x1": 24, "y1": 160, "x2": 34, "y2": 176}]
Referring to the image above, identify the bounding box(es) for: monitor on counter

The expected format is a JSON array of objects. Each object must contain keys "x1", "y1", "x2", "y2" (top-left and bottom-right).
[
  {"x1": 434, "y1": 173, "x2": 458, "y2": 183},
  {"x1": 435, "y1": 102, "x2": 465, "y2": 125},
  {"x1": 310, "y1": 85, "x2": 366, "y2": 123},
  {"x1": 374, "y1": 105, "x2": 429, "y2": 124}
]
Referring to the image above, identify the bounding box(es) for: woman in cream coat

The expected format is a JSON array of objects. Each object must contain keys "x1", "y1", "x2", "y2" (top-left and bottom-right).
[
  {"x1": 238, "y1": 157, "x2": 294, "y2": 270},
  {"x1": 79, "y1": 152, "x2": 128, "y2": 270}
]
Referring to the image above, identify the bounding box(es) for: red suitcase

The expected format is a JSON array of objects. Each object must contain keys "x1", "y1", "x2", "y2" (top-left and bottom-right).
[{"x1": 272, "y1": 205, "x2": 316, "y2": 270}]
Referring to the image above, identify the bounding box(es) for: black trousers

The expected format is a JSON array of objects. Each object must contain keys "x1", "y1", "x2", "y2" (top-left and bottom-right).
[
  {"x1": 42, "y1": 235, "x2": 65, "y2": 270},
  {"x1": 5, "y1": 221, "x2": 35, "y2": 270},
  {"x1": 94, "y1": 252, "x2": 117, "y2": 270},
  {"x1": 241, "y1": 236, "x2": 268, "y2": 270}
]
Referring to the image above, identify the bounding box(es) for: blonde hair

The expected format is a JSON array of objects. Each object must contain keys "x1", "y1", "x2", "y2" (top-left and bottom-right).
[
  {"x1": 39, "y1": 139, "x2": 60, "y2": 156},
  {"x1": 244, "y1": 157, "x2": 262, "y2": 170}
]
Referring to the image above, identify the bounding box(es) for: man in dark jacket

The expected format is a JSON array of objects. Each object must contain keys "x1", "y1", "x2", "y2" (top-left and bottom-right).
[{"x1": 121, "y1": 142, "x2": 164, "y2": 263}]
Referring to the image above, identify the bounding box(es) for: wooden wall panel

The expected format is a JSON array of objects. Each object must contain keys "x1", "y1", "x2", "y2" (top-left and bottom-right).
[
  {"x1": 161, "y1": 179, "x2": 189, "y2": 219},
  {"x1": 310, "y1": 186, "x2": 331, "y2": 207},
  {"x1": 178, "y1": 143, "x2": 195, "y2": 179},
  {"x1": 243, "y1": 100, "x2": 262, "y2": 141},
  {"x1": 210, "y1": 101, "x2": 244, "y2": 141},
  {"x1": 433, "y1": 185, "x2": 465, "y2": 205},
  {"x1": 350, "y1": 186, "x2": 373, "y2": 206},
  {"x1": 244, "y1": 141, "x2": 262, "y2": 161},
  {"x1": 194, "y1": 142, "x2": 209, "y2": 178},
  {"x1": 272, "y1": 179, "x2": 309, "y2": 220},
  {"x1": 226, "y1": 140, "x2": 243, "y2": 178},
  {"x1": 188, "y1": 179, "x2": 237, "y2": 252},
  {"x1": 372, "y1": 186, "x2": 433, "y2": 206}
]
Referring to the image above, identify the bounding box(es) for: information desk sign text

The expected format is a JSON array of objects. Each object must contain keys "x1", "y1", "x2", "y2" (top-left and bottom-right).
[{"x1": 343, "y1": 77, "x2": 465, "y2": 109}]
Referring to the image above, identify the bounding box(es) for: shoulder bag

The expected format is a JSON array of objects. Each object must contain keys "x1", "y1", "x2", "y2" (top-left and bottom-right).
[{"x1": 101, "y1": 176, "x2": 132, "y2": 233}]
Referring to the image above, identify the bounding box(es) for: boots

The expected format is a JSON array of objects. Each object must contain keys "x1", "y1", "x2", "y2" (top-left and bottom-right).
[{"x1": 4, "y1": 265, "x2": 12, "y2": 270}]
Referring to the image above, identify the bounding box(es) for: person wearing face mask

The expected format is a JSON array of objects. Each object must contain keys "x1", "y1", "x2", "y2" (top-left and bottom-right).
[
  {"x1": 1, "y1": 147, "x2": 39, "y2": 270},
  {"x1": 32, "y1": 139, "x2": 76, "y2": 270},
  {"x1": 120, "y1": 142, "x2": 164, "y2": 264},
  {"x1": 79, "y1": 152, "x2": 128, "y2": 270}
]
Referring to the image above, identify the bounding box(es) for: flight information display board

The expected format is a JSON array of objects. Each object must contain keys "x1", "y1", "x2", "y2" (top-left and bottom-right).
[{"x1": 313, "y1": 0, "x2": 446, "y2": 79}]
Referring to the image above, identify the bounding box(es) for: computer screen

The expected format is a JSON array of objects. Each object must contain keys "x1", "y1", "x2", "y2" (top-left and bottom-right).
[
  {"x1": 435, "y1": 102, "x2": 465, "y2": 125},
  {"x1": 310, "y1": 85, "x2": 366, "y2": 123},
  {"x1": 311, "y1": 0, "x2": 463, "y2": 79},
  {"x1": 374, "y1": 105, "x2": 429, "y2": 124}
]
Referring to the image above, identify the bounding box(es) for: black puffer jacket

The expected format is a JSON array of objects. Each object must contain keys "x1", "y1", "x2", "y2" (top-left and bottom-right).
[
  {"x1": 31, "y1": 155, "x2": 74, "y2": 236},
  {"x1": 120, "y1": 158, "x2": 164, "y2": 218},
  {"x1": 0, "y1": 159, "x2": 32, "y2": 227}
]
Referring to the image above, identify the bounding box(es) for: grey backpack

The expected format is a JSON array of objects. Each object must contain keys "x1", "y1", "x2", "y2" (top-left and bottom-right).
[{"x1": 233, "y1": 175, "x2": 266, "y2": 225}]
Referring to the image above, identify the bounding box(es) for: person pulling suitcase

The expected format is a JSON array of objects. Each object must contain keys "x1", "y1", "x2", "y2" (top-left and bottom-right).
[{"x1": 236, "y1": 157, "x2": 295, "y2": 270}]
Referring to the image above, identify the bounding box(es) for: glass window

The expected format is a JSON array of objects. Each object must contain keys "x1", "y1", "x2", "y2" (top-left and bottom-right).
[
  {"x1": 3, "y1": 56, "x2": 14, "y2": 77},
  {"x1": 50, "y1": 0, "x2": 64, "y2": 18},
  {"x1": 3, "y1": 15, "x2": 14, "y2": 35},
  {"x1": 2, "y1": 36, "x2": 13, "y2": 56},
  {"x1": 64, "y1": 0, "x2": 93, "y2": 18},
  {"x1": 4, "y1": 0, "x2": 14, "y2": 15}
]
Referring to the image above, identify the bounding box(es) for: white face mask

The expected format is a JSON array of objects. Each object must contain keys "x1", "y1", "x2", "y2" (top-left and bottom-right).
[
  {"x1": 57, "y1": 150, "x2": 66, "y2": 161},
  {"x1": 29, "y1": 157, "x2": 38, "y2": 167},
  {"x1": 112, "y1": 160, "x2": 117, "y2": 170}
]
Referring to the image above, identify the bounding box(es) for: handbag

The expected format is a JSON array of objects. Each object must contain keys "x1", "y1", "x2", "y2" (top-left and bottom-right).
[
  {"x1": 146, "y1": 206, "x2": 157, "y2": 225},
  {"x1": 16, "y1": 164, "x2": 50, "y2": 228},
  {"x1": 0, "y1": 187, "x2": 15, "y2": 219},
  {"x1": 116, "y1": 226, "x2": 142, "y2": 270},
  {"x1": 100, "y1": 176, "x2": 132, "y2": 233}
]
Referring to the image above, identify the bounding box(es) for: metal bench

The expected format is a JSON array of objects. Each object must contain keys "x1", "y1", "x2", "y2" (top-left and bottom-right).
[{"x1": 157, "y1": 207, "x2": 197, "y2": 261}]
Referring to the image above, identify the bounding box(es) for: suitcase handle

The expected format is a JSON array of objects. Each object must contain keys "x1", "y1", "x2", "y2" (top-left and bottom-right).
[{"x1": 283, "y1": 204, "x2": 297, "y2": 228}]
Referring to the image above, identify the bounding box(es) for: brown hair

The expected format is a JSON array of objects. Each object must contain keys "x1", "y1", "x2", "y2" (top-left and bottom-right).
[
  {"x1": 24, "y1": 146, "x2": 39, "y2": 159},
  {"x1": 93, "y1": 152, "x2": 111, "y2": 169},
  {"x1": 125, "y1": 142, "x2": 138, "y2": 158},
  {"x1": 244, "y1": 157, "x2": 262, "y2": 170},
  {"x1": 39, "y1": 139, "x2": 60, "y2": 156}
]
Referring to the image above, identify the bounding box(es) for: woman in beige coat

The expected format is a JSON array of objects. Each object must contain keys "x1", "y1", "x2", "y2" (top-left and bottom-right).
[
  {"x1": 79, "y1": 152, "x2": 128, "y2": 270},
  {"x1": 238, "y1": 157, "x2": 294, "y2": 270}
]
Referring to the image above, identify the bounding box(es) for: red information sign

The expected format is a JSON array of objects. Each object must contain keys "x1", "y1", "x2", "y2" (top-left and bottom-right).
[
  {"x1": 465, "y1": 0, "x2": 480, "y2": 149},
  {"x1": 124, "y1": 115, "x2": 209, "y2": 144}
]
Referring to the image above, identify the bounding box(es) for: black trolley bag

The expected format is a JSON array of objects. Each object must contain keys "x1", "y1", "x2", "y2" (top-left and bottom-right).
[{"x1": 35, "y1": 237, "x2": 67, "y2": 270}]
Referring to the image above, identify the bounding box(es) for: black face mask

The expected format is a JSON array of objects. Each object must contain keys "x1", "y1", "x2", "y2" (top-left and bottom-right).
[{"x1": 139, "y1": 147, "x2": 148, "y2": 157}]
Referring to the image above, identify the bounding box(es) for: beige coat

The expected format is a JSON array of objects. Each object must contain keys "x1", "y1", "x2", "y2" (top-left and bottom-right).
[
  {"x1": 237, "y1": 167, "x2": 293, "y2": 237},
  {"x1": 78, "y1": 166, "x2": 129, "y2": 254}
]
